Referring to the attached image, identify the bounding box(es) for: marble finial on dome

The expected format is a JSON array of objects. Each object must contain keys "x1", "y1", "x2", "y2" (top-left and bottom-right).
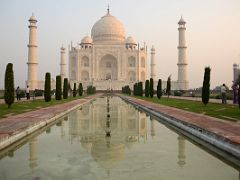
[{"x1": 107, "y1": 4, "x2": 110, "y2": 14}]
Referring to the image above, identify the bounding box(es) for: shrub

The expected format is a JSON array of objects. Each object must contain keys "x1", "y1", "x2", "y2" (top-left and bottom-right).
[
  {"x1": 35, "y1": 89, "x2": 43, "y2": 96},
  {"x1": 44, "y1": 72, "x2": 51, "y2": 102},
  {"x1": 55, "y1": 75, "x2": 62, "y2": 100},
  {"x1": 86, "y1": 85, "x2": 96, "y2": 94},
  {"x1": 63, "y1": 78, "x2": 68, "y2": 99},
  {"x1": 174, "y1": 90, "x2": 182, "y2": 96},
  {"x1": 122, "y1": 85, "x2": 131, "y2": 95},
  {"x1": 4, "y1": 63, "x2": 14, "y2": 108},
  {"x1": 19, "y1": 91, "x2": 25, "y2": 98}
]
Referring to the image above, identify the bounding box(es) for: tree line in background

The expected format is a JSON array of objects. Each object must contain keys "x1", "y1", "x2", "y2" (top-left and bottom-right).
[
  {"x1": 2, "y1": 63, "x2": 96, "y2": 108},
  {"x1": 122, "y1": 68, "x2": 240, "y2": 108},
  {"x1": 122, "y1": 77, "x2": 165, "y2": 100},
  {"x1": 44, "y1": 73, "x2": 95, "y2": 102},
  {"x1": 3, "y1": 63, "x2": 240, "y2": 108}
]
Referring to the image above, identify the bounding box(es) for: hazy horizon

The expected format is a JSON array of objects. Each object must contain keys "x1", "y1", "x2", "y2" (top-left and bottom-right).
[{"x1": 0, "y1": 0, "x2": 240, "y2": 89}]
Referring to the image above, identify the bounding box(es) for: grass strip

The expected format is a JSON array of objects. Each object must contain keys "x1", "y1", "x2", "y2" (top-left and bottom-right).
[
  {"x1": 135, "y1": 96, "x2": 240, "y2": 121},
  {"x1": 0, "y1": 97, "x2": 82, "y2": 119}
]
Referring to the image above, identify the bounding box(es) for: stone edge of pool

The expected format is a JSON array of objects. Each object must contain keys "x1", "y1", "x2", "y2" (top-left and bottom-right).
[
  {"x1": 0, "y1": 94, "x2": 103, "y2": 150},
  {"x1": 119, "y1": 95, "x2": 240, "y2": 160}
]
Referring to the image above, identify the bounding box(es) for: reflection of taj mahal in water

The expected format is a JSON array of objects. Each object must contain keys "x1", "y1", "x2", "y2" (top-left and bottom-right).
[
  {"x1": 68, "y1": 96, "x2": 148, "y2": 169},
  {"x1": 26, "y1": 97, "x2": 186, "y2": 172}
]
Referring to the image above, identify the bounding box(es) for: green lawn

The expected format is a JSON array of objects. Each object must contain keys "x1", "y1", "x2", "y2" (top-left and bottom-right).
[
  {"x1": 135, "y1": 96, "x2": 240, "y2": 121},
  {"x1": 0, "y1": 97, "x2": 82, "y2": 119}
]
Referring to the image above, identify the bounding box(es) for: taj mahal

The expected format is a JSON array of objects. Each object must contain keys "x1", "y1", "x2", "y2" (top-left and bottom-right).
[{"x1": 26, "y1": 8, "x2": 189, "y2": 91}]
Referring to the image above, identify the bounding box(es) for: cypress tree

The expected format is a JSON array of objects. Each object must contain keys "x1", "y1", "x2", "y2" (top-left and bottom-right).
[
  {"x1": 202, "y1": 67, "x2": 211, "y2": 105},
  {"x1": 139, "y1": 82, "x2": 143, "y2": 96},
  {"x1": 150, "y1": 78, "x2": 154, "y2": 98},
  {"x1": 4, "y1": 63, "x2": 14, "y2": 108},
  {"x1": 55, "y1": 75, "x2": 62, "y2": 100},
  {"x1": 73, "y1": 83, "x2": 77, "y2": 97},
  {"x1": 237, "y1": 75, "x2": 240, "y2": 108},
  {"x1": 78, "y1": 83, "x2": 83, "y2": 96},
  {"x1": 128, "y1": 86, "x2": 131, "y2": 95},
  {"x1": 133, "y1": 83, "x2": 137, "y2": 96},
  {"x1": 68, "y1": 83, "x2": 71, "y2": 96},
  {"x1": 63, "y1": 78, "x2": 68, "y2": 99},
  {"x1": 145, "y1": 80, "x2": 150, "y2": 97},
  {"x1": 157, "y1": 79, "x2": 162, "y2": 99},
  {"x1": 166, "y1": 76, "x2": 171, "y2": 98},
  {"x1": 44, "y1": 72, "x2": 51, "y2": 102}
]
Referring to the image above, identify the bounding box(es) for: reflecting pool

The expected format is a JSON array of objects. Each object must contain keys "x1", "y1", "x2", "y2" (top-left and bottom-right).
[{"x1": 0, "y1": 96, "x2": 239, "y2": 180}]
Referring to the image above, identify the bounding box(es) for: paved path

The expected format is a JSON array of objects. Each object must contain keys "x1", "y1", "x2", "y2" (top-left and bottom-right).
[
  {"x1": 121, "y1": 95, "x2": 240, "y2": 146},
  {"x1": 0, "y1": 94, "x2": 102, "y2": 149}
]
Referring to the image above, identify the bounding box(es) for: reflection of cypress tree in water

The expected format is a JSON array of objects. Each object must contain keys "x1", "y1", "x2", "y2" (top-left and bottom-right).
[
  {"x1": 150, "y1": 117, "x2": 156, "y2": 138},
  {"x1": 56, "y1": 120, "x2": 62, "y2": 127},
  {"x1": 106, "y1": 97, "x2": 111, "y2": 137},
  {"x1": 46, "y1": 127, "x2": 51, "y2": 134},
  {"x1": 29, "y1": 138, "x2": 38, "y2": 169},
  {"x1": 7, "y1": 150, "x2": 14, "y2": 157},
  {"x1": 63, "y1": 115, "x2": 68, "y2": 121},
  {"x1": 177, "y1": 135, "x2": 186, "y2": 167},
  {"x1": 61, "y1": 120, "x2": 65, "y2": 138}
]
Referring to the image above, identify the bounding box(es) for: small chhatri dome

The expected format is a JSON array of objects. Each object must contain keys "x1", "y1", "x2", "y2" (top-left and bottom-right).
[
  {"x1": 61, "y1": 45, "x2": 65, "y2": 51},
  {"x1": 91, "y1": 11, "x2": 126, "y2": 43},
  {"x1": 151, "y1": 45, "x2": 155, "y2": 51},
  {"x1": 233, "y1": 63, "x2": 239, "y2": 67},
  {"x1": 178, "y1": 16, "x2": 186, "y2": 25},
  {"x1": 29, "y1": 13, "x2": 37, "y2": 22},
  {"x1": 81, "y1": 36, "x2": 93, "y2": 44},
  {"x1": 126, "y1": 36, "x2": 137, "y2": 45}
]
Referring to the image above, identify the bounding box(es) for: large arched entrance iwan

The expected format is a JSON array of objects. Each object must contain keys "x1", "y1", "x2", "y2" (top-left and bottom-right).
[{"x1": 99, "y1": 54, "x2": 118, "y2": 80}]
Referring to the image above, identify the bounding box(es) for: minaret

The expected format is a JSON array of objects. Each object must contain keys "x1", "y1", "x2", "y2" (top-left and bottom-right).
[
  {"x1": 60, "y1": 45, "x2": 67, "y2": 80},
  {"x1": 177, "y1": 16, "x2": 189, "y2": 90},
  {"x1": 233, "y1": 63, "x2": 239, "y2": 83},
  {"x1": 27, "y1": 14, "x2": 38, "y2": 90},
  {"x1": 150, "y1": 46, "x2": 157, "y2": 81}
]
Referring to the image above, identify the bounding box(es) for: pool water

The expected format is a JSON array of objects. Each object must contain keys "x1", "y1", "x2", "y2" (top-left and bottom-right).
[{"x1": 0, "y1": 96, "x2": 239, "y2": 180}]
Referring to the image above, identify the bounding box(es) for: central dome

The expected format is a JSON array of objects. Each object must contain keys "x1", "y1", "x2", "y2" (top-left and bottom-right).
[{"x1": 91, "y1": 13, "x2": 126, "y2": 43}]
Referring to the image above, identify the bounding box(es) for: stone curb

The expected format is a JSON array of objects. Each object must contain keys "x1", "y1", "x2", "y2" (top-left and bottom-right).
[{"x1": 0, "y1": 95, "x2": 100, "y2": 150}]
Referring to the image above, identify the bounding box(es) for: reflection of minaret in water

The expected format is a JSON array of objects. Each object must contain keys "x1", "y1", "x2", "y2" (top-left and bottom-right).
[
  {"x1": 177, "y1": 135, "x2": 186, "y2": 167},
  {"x1": 150, "y1": 117, "x2": 156, "y2": 138},
  {"x1": 29, "y1": 138, "x2": 38, "y2": 169},
  {"x1": 61, "y1": 120, "x2": 65, "y2": 138}
]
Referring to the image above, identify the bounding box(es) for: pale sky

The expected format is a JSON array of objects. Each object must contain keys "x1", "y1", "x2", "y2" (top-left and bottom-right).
[{"x1": 0, "y1": 0, "x2": 240, "y2": 89}]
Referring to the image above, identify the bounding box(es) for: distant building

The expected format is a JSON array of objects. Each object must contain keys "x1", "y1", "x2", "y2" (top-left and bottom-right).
[{"x1": 233, "y1": 63, "x2": 240, "y2": 83}]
